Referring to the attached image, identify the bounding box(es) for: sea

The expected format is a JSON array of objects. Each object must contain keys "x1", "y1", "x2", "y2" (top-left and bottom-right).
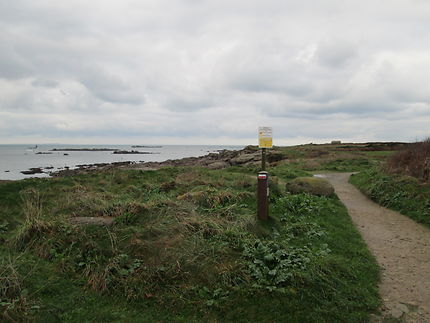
[{"x1": 0, "y1": 144, "x2": 244, "y2": 180}]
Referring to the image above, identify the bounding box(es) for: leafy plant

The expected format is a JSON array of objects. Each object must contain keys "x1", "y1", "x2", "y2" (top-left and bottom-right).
[
  {"x1": 275, "y1": 193, "x2": 324, "y2": 220},
  {"x1": 196, "y1": 286, "x2": 230, "y2": 307},
  {"x1": 242, "y1": 239, "x2": 312, "y2": 292},
  {"x1": 0, "y1": 221, "x2": 8, "y2": 233}
]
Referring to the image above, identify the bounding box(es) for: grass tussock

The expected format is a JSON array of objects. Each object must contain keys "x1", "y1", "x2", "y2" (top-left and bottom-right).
[
  {"x1": 0, "y1": 256, "x2": 31, "y2": 321},
  {"x1": 386, "y1": 138, "x2": 430, "y2": 181},
  {"x1": 12, "y1": 188, "x2": 53, "y2": 251}
]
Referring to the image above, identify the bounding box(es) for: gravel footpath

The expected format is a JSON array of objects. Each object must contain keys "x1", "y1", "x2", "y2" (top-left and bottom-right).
[{"x1": 322, "y1": 173, "x2": 430, "y2": 322}]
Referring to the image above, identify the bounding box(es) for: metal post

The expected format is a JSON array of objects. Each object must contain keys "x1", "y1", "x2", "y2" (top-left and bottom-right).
[
  {"x1": 261, "y1": 148, "x2": 266, "y2": 171},
  {"x1": 257, "y1": 171, "x2": 269, "y2": 220}
]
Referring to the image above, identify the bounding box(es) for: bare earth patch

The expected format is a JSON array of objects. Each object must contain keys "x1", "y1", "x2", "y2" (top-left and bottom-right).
[{"x1": 321, "y1": 173, "x2": 430, "y2": 322}]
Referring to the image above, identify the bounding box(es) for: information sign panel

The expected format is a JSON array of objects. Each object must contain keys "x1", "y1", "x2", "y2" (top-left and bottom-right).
[{"x1": 258, "y1": 127, "x2": 273, "y2": 148}]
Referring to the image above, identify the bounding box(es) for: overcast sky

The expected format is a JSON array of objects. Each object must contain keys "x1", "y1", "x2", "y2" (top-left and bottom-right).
[{"x1": 1, "y1": 0, "x2": 430, "y2": 145}]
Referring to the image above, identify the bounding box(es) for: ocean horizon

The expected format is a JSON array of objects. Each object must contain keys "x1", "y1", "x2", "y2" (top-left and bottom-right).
[{"x1": 0, "y1": 144, "x2": 244, "y2": 180}]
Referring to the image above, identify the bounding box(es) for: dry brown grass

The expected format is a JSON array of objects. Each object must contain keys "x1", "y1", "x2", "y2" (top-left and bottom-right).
[
  {"x1": 385, "y1": 138, "x2": 430, "y2": 181},
  {"x1": 0, "y1": 256, "x2": 29, "y2": 321}
]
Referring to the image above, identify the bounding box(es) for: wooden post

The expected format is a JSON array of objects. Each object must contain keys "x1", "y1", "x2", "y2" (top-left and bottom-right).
[
  {"x1": 261, "y1": 148, "x2": 266, "y2": 171},
  {"x1": 257, "y1": 171, "x2": 269, "y2": 220}
]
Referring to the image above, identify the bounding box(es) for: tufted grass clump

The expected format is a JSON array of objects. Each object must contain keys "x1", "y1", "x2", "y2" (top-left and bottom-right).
[{"x1": 12, "y1": 188, "x2": 54, "y2": 251}]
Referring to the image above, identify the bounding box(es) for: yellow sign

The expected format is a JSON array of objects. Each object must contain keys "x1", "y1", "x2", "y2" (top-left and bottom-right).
[{"x1": 258, "y1": 126, "x2": 273, "y2": 148}]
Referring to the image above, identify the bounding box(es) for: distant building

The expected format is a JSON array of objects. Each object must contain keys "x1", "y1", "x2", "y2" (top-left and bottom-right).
[{"x1": 331, "y1": 140, "x2": 341, "y2": 144}]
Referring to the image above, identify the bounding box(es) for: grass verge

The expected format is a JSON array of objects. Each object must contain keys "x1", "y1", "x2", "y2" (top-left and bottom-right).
[{"x1": 350, "y1": 167, "x2": 430, "y2": 227}]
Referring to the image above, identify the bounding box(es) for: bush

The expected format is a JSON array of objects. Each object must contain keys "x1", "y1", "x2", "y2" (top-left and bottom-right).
[
  {"x1": 286, "y1": 177, "x2": 334, "y2": 197},
  {"x1": 386, "y1": 138, "x2": 430, "y2": 181}
]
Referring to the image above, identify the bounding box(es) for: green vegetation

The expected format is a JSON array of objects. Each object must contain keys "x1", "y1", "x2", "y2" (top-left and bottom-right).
[
  {"x1": 0, "y1": 162, "x2": 380, "y2": 322},
  {"x1": 350, "y1": 139, "x2": 430, "y2": 227},
  {"x1": 285, "y1": 177, "x2": 334, "y2": 197},
  {"x1": 275, "y1": 145, "x2": 383, "y2": 173},
  {"x1": 351, "y1": 168, "x2": 430, "y2": 227}
]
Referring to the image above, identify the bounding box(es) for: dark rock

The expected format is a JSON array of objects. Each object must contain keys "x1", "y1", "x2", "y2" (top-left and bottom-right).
[
  {"x1": 21, "y1": 167, "x2": 44, "y2": 175},
  {"x1": 267, "y1": 152, "x2": 285, "y2": 163},
  {"x1": 230, "y1": 153, "x2": 259, "y2": 165},
  {"x1": 243, "y1": 145, "x2": 259, "y2": 152},
  {"x1": 207, "y1": 161, "x2": 230, "y2": 169}
]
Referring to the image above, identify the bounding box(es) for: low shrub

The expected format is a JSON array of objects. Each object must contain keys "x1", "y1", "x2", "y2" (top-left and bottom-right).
[
  {"x1": 385, "y1": 138, "x2": 430, "y2": 181},
  {"x1": 285, "y1": 177, "x2": 335, "y2": 197}
]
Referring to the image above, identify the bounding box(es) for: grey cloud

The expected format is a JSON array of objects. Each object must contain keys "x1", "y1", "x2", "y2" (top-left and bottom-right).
[
  {"x1": 79, "y1": 72, "x2": 145, "y2": 105},
  {"x1": 317, "y1": 41, "x2": 358, "y2": 68},
  {"x1": 0, "y1": 44, "x2": 34, "y2": 79},
  {"x1": 1, "y1": 0, "x2": 430, "y2": 144},
  {"x1": 31, "y1": 79, "x2": 59, "y2": 88}
]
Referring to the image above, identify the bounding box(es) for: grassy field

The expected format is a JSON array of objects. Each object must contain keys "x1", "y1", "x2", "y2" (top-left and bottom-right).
[
  {"x1": 351, "y1": 168, "x2": 430, "y2": 227},
  {"x1": 0, "y1": 145, "x2": 387, "y2": 322}
]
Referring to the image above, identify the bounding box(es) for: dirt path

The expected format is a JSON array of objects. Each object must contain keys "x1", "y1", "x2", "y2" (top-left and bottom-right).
[{"x1": 321, "y1": 173, "x2": 430, "y2": 322}]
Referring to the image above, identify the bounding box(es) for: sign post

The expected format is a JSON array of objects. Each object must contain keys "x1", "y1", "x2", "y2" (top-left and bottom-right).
[
  {"x1": 258, "y1": 127, "x2": 272, "y2": 171},
  {"x1": 257, "y1": 171, "x2": 269, "y2": 220},
  {"x1": 257, "y1": 127, "x2": 272, "y2": 220}
]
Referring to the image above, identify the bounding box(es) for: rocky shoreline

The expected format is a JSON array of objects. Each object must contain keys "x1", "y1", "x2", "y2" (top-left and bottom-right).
[
  {"x1": 50, "y1": 146, "x2": 282, "y2": 177},
  {"x1": 18, "y1": 142, "x2": 408, "y2": 178}
]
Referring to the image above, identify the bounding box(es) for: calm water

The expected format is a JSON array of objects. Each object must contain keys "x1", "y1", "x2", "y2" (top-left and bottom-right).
[{"x1": 0, "y1": 144, "x2": 243, "y2": 180}]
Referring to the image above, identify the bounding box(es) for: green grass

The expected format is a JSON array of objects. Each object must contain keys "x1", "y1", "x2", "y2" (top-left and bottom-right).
[
  {"x1": 316, "y1": 157, "x2": 378, "y2": 172},
  {"x1": 350, "y1": 168, "x2": 430, "y2": 227},
  {"x1": 362, "y1": 151, "x2": 396, "y2": 158},
  {"x1": 1, "y1": 165, "x2": 380, "y2": 322}
]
